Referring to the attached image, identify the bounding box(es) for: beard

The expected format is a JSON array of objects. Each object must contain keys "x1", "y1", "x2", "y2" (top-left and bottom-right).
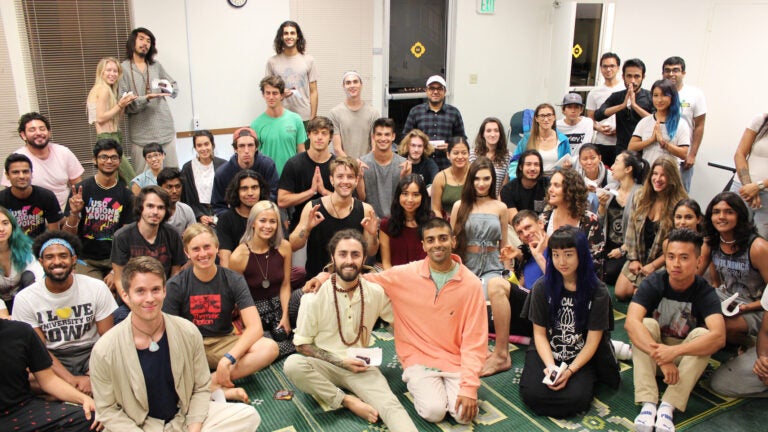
[
  {"x1": 26, "y1": 137, "x2": 50, "y2": 150},
  {"x1": 336, "y1": 264, "x2": 361, "y2": 283},
  {"x1": 45, "y1": 265, "x2": 73, "y2": 283}
]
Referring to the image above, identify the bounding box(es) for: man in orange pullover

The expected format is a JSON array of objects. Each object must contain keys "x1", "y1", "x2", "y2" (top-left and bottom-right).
[{"x1": 308, "y1": 217, "x2": 487, "y2": 424}]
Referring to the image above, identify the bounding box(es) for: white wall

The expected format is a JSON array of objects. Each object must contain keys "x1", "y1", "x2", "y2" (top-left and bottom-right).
[{"x1": 451, "y1": 0, "x2": 555, "y2": 140}]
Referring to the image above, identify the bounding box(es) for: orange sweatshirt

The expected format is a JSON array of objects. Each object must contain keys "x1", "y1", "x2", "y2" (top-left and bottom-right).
[{"x1": 364, "y1": 255, "x2": 488, "y2": 399}]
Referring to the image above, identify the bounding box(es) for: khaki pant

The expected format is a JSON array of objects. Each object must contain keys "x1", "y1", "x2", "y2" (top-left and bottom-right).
[
  {"x1": 402, "y1": 364, "x2": 466, "y2": 424},
  {"x1": 105, "y1": 401, "x2": 260, "y2": 432},
  {"x1": 284, "y1": 354, "x2": 417, "y2": 431},
  {"x1": 633, "y1": 318, "x2": 711, "y2": 411}
]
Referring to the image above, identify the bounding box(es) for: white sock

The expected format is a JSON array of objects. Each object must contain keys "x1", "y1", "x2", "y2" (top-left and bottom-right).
[
  {"x1": 633, "y1": 402, "x2": 656, "y2": 432},
  {"x1": 655, "y1": 401, "x2": 675, "y2": 432}
]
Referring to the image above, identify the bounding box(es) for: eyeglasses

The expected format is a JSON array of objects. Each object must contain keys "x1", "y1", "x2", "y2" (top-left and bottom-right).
[
  {"x1": 536, "y1": 113, "x2": 555, "y2": 119},
  {"x1": 97, "y1": 155, "x2": 120, "y2": 162},
  {"x1": 663, "y1": 67, "x2": 683, "y2": 74},
  {"x1": 427, "y1": 86, "x2": 445, "y2": 93}
]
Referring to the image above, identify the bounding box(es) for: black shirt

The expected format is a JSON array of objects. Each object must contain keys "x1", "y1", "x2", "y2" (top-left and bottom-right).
[
  {"x1": 216, "y1": 209, "x2": 248, "y2": 252},
  {"x1": 500, "y1": 177, "x2": 549, "y2": 215},
  {"x1": 278, "y1": 152, "x2": 334, "y2": 231},
  {"x1": 0, "y1": 320, "x2": 53, "y2": 411},
  {"x1": 137, "y1": 332, "x2": 178, "y2": 422},
  {"x1": 595, "y1": 88, "x2": 654, "y2": 150},
  {"x1": 0, "y1": 186, "x2": 62, "y2": 239}
]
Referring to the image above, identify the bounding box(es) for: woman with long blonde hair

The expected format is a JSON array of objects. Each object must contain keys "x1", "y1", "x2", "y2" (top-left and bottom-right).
[
  {"x1": 87, "y1": 56, "x2": 137, "y2": 183},
  {"x1": 615, "y1": 155, "x2": 688, "y2": 299}
]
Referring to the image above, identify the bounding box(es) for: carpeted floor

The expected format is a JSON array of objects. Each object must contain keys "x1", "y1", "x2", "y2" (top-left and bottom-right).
[{"x1": 237, "y1": 300, "x2": 750, "y2": 431}]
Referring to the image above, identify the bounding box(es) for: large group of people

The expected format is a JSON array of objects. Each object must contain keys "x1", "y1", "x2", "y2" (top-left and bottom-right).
[{"x1": 0, "y1": 21, "x2": 767, "y2": 432}]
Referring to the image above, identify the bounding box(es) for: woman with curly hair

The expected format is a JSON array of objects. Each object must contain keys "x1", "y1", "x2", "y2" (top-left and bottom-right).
[
  {"x1": 615, "y1": 155, "x2": 688, "y2": 300},
  {"x1": 87, "y1": 57, "x2": 138, "y2": 183},
  {"x1": 380, "y1": 174, "x2": 431, "y2": 269},
  {"x1": 540, "y1": 168, "x2": 604, "y2": 275},
  {"x1": 470, "y1": 117, "x2": 510, "y2": 197},
  {"x1": 398, "y1": 129, "x2": 438, "y2": 188},
  {"x1": 0, "y1": 206, "x2": 43, "y2": 315},
  {"x1": 450, "y1": 157, "x2": 509, "y2": 297}
]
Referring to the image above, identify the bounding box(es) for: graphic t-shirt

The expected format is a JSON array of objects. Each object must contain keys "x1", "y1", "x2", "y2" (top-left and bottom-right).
[
  {"x1": 163, "y1": 266, "x2": 254, "y2": 337},
  {"x1": 111, "y1": 223, "x2": 186, "y2": 276},
  {"x1": 12, "y1": 275, "x2": 117, "y2": 351},
  {"x1": 0, "y1": 186, "x2": 62, "y2": 238},
  {"x1": 66, "y1": 177, "x2": 134, "y2": 260},
  {"x1": 556, "y1": 117, "x2": 595, "y2": 154}
]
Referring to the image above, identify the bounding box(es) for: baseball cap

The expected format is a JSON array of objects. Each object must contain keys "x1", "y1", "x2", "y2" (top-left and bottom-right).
[
  {"x1": 426, "y1": 75, "x2": 447, "y2": 88},
  {"x1": 559, "y1": 93, "x2": 584, "y2": 106},
  {"x1": 233, "y1": 127, "x2": 258, "y2": 143}
]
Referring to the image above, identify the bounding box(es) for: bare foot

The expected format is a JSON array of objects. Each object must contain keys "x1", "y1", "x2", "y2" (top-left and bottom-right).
[
  {"x1": 343, "y1": 395, "x2": 379, "y2": 423},
  {"x1": 480, "y1": 353, "x2": 512, "y2": 377},
  {"x1": 224, "y1": 387, "x2": 250, "y2": 404}
]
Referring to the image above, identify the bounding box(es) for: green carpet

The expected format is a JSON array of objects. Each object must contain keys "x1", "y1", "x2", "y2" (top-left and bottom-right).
[{"x1": 238, "y1": 301, "x2": 746, "y2": 431}]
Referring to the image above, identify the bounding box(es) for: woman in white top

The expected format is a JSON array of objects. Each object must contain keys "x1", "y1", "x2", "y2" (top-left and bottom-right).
[
  {"x1": 508, "y1": 103, "x2": 571, "y2": 180},
  {"x1": 0, "y1": 207, "x2": 43, "y2": 314},
  {"x1": 628, "y1": 79, "x2": 691, "y2": 166},
  {"x1": 86, "y1": 57, "x2": 138, "y2": 183},
  {"x1": 732, "y1": 113, "x2": 768, "y2": 238},
  {"x1": 181, "y1": 130, "x2": 227, "y2": 226}
]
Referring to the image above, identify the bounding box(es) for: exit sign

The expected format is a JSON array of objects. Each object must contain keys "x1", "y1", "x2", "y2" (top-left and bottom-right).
[{"x1": 478, "y1": 0, "x2": 495, "y2": 14}]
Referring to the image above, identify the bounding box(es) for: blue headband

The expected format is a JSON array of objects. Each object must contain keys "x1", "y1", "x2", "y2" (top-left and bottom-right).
[{"x1": 39, "y1": 239, "x2": 75, "y2": 258}]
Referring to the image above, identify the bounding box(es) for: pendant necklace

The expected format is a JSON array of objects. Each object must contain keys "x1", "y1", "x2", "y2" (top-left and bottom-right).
[
  {"x1": 249, "y1": 243, "x2": 270, "y2": 289},
  {"x1": 132, "y1": 318, "x2": 163, "y2": 352}
]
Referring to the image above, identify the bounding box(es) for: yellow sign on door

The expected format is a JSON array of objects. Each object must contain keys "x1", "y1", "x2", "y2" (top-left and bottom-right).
[
  {"x1": 572, "y1": 44, "x2": 583, "y2": 58},
  {"x1": 410, "y1": 41, "x2": 426, "y2": 58}
]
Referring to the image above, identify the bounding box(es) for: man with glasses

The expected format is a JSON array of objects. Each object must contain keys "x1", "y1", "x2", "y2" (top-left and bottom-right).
[
  {"x1": 586, "y1": 52, "x2": 624, "y2": 165},
  {"x1": 402, "y1": 75, "x2": 466, "y2": 170},
  {"x1": 595, "y1": 58, "x2": 653, "y2": 152},
  {"x1": 63, "y1": 138, "x2": 134, "y2": 291},
  {"x1": 662, "y1": 56, "x2": 707, "y2": 192},
  {"x1": 212, "y1": 127, "x2": 279, "y2": 214}
]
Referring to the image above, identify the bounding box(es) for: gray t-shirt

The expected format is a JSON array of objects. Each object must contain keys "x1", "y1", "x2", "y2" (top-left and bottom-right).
[
  {"x1": 162, "y1": 266, "x2": 255, "y2": 337},
  {"x1": 360, "y1": 152, "x2": 406, "y2": 218},
  {"x1": 167, "y1": 202, "x2": 196, "y2": 235},
  {"x1": 328, "y1": 102, "x2": 380, "y2": 159}
]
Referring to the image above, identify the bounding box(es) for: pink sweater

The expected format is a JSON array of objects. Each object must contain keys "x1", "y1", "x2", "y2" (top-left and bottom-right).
[{"x1": 365, "y1": 255, "x2": 488, "y2": 399}]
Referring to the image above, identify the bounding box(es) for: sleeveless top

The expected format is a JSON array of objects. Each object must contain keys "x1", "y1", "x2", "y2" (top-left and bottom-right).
[
  {"x1": 243, "y1": 246, "x2": 284, "y2": 301},
  {"x1": 711, "y1": 234, "x2": 764, "y2": 302},
  {"x1": 440, "y1": 171, "x2": 463, "y2": 217},
  {"x1": 306, "y1": 198, "x2": 365, "y2": 278},
  {"x1": 464, "y1": 213, "x2": 504, "y2": 278}
]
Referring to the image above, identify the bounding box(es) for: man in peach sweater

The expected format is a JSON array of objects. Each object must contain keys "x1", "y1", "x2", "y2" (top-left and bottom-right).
[{"x1": 308, "y1": 217, "x2": 487, "y2": 424}]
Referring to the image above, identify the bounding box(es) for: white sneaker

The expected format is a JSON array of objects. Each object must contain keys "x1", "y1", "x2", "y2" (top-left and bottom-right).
[{"x1": 611, "y1": 340, "x2": 632, "y2": 361}]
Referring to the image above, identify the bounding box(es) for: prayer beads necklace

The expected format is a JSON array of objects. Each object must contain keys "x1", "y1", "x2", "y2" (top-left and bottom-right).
[{"x1": 331, "y1": 274, "x2": 367, "y2": 347}]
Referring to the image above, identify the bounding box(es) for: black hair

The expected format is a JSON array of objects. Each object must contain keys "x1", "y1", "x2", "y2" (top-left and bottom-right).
[
  {"x1": 600, "y1": 52, "x2": 621, "y2": 67},
  {"x1": 17, "y1": 112, "x2": 50, "y2": 134},
  {"x1": 328, "y1": 229, "x2": 367, "y2": 258},
  {"x1": 93, "y1": 138, "x2": 123, "y2": 158},
  {"x1": 388, "y1": 174, "x2": 431, "y2": 238},
  {"x1": 703, "y1": 191, "x2": 757, "y2": 249},
  {"x1": 617, "y1": 150, "x2": 649, "y2": 185},
  {"x1": 156, "y1": 167, "x2": 181, "y2": 187},
  {"x1": 125, "y1": 27, "x2": 157, "y2": 64},
  {"x1": 142, "y1": 143, "x2": 164, "y2": 158},
  {"x1": 662, "y1": 56, "x2": 686, "y2": 72},
  {"x1": 4, "y1": 153, "x2": 32, "y2": 173},
  {"x1": 273, "y1": 21, "x2": 306, "y2": 54},
  {"x1": 372, "y1": 117, "x2": 397, "y2": 135},
  {"x1": 667, "y1": 228, "x2": 703, "y2": 256},
  {"x1": 418, "y1": 217, "x2": 452, "y2": 240},
  {"x1": 32, "y1": 230, "x2": 82, "y2": 258},
  {"x1": 192, "y1": 130, "x2": 215, "y2": 149},
  {"x1": 224, "y1": 170, "x2": 269, "y2": 208},
  {"x1": 623, "y1": 58, "x2": 646, "y2": 76},
  {"x1": 515, "y1": 149, "x2": 543, "y2": 180}
]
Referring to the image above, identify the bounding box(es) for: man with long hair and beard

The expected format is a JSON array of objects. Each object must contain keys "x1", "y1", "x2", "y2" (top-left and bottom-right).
[
  {"x1": 119, "y1": 27, "x2": 179, "y2": 171},
  {"x1": 284, "y1": 229, "x2": 416, "y2": 431}
]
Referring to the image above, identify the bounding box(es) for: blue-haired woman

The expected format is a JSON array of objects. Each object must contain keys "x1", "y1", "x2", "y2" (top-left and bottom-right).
[
  {"x1": 0, "y1": 206, "x2": 43, "y2": 315},
  {"x1": 628, "y1": 79, "x2": 691, "y2": 166},
  {"x1": 520, "y1": 225, "x2": 611, "y2": 418}
]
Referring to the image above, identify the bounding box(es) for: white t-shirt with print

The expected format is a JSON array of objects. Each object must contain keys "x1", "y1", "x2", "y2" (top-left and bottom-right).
[
  {"x1": 632, "y1": 114, "x2": 691, "y2": 165},
  {"x1": 586, "y1": 82, "x2": 625, "y2": 146}
]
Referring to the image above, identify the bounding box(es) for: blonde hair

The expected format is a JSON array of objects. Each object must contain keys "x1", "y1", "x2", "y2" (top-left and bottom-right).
[
  {"x1": 87, "y1": 57, "x2": 121, "y2": 127},
  {"x1": 398, "y1": 129, "x2": 434, "y2": 159},
  {"x1": 182, "y1": 223, "x2": 219, "y2": 249},
  {"x1": 329, "y1": 156, "x2": 360, "y2": 177},
  {"x1": 241, "y1": 201, "x2": 283, "y2": 249}
]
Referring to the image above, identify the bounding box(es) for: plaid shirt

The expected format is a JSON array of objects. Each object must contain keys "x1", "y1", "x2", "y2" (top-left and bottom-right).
[{"x1": 402, "y1": 102, "x2": 466, "y2": 170}]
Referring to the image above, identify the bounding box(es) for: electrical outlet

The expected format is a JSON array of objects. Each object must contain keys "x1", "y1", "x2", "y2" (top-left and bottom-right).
[{"x1": 193, "y1": 117, "x2": 200, "y2": 129}]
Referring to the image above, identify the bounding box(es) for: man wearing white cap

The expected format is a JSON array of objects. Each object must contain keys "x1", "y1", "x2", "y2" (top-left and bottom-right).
[
  {"x1": 328, "y1": 71, "x2": 380, "y2": 159},
  {"x1": 402, "y1": 75, "x2": 466, "y2": 171}
]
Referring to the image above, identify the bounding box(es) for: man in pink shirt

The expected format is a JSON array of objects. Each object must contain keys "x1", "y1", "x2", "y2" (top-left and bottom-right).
[
  {"x1": 2, "y1": 112, "x2": 83, "y2": 210},
  {"x1": 309, "y1": 217, "x2": 487, "y2": 424}
]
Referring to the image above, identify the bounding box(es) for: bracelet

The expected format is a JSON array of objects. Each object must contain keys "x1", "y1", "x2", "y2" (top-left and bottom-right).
[
  {"x1": 758, "y1": 180, "x2": 766, "y2": 191},
  {"x1": 567, "y1": 366, "x2": 576, "y2": 375},
  {"x1": 223, "y1": 353, "x2": 236, "y2": 365}
]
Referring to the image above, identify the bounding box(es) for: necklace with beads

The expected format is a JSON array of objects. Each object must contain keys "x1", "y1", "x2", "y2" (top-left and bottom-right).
[{"x1": 331, "y1": 274, "x2": 367, "y2": 346}]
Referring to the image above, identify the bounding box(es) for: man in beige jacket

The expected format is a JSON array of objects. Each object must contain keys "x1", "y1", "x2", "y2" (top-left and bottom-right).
[{"x1": 89, "y1": 256, "x2": 260, "y2": 431}]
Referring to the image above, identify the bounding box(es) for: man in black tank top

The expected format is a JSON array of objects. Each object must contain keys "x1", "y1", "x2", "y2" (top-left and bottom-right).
[{"x1": 288, "y1": 156, "x2": 379, "y2": 280}]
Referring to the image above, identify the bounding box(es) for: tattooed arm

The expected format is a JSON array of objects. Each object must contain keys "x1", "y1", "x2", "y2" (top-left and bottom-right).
[{"x1": 296, "y1": 344, "x2": 368, "y2": 373}]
